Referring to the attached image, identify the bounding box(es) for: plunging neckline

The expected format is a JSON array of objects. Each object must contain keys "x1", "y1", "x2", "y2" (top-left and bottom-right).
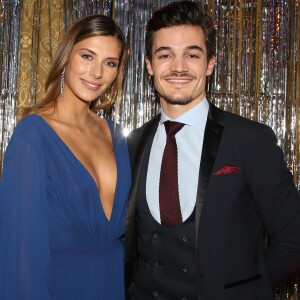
[{"x1": 33, "y1": 114, "x2": 118, "y2": 222}]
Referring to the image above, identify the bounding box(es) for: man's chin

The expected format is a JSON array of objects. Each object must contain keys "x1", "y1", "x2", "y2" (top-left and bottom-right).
[{"x1": 162, "y1": 96, "x2": 194, "y2": 106}]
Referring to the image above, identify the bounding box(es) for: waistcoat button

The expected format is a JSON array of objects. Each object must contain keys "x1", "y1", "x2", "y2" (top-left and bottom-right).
[
  {"x1": 182, "y1": 266, "x2": 188, "y2": 273},
  {"x1": 153, "y1": 290, "x2": 159, "y2": 298},
  {"x1": 154, "y1": 260, "x2": 160, "y2": 268},
  {"x1": 153, "y1": 232, "x2": 159, "y2": 239},
  {"x1": 182, "y1": 297, "x2": 188, "y2": 300},
  {"x1": 182, "y1": 235, "x2": 188, "y2": 243}
]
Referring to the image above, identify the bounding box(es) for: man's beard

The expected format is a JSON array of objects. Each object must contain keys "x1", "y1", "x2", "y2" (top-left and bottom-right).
[
  {"x1": 158, "y1": 72, "x2": 196, "y2": 105},
  {"x1": 162, "y1": 94, "x2": 194, "y2": 105}
]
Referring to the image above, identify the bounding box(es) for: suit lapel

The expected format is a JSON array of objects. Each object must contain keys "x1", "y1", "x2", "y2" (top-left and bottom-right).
[
  {"x1": 126, "y1": 114, "x2": 160, "y2": 230},
  {"x1": 195, "y1": 103, "x2": 224, "y2": 245},
  {"x1": 124, "y1": 114, "x2": 160, "y2": 294}
]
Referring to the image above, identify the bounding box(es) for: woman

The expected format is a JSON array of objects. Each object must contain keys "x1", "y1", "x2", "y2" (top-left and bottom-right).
[{"x1": 0, "y1": 14, "x2": 131, "y2": 300}]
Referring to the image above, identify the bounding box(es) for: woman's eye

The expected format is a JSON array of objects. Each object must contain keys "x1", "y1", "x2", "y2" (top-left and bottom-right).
[
  {"x1": 81, "y1": 54, "x2": 92, "y2": 60},
  {"x1": 106, "y1": 61, "x2": 118, "y2": 68}
]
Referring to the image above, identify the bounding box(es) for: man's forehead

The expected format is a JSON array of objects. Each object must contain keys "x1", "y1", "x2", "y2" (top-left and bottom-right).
[{"x1": 152, "y1": 25, "x2": 206, "y2": 52}]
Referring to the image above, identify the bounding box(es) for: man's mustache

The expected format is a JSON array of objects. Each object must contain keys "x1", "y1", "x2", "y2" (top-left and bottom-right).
[{"x1": 162, "y1": 72, "x2": 196, "y2": 80}]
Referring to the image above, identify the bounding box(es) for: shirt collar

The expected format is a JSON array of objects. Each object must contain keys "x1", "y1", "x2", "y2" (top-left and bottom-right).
[{"x1": 160, "y1": 98, "x2": 209, "y2": 126}]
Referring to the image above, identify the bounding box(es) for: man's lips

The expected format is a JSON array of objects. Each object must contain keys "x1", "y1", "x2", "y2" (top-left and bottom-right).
[
  {"x1": 164, "y1": 77, "x2": 194, "y2": 87},
  {"x1": 165, "y1": 78, "x2": 192, "y2": 83},
  {"x1": 163, "y1": 73, "x2": 196, "y2": 85}
]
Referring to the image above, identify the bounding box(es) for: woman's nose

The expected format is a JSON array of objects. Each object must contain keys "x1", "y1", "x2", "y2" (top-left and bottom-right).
[{"x1": 90, "y1": 63, "x2": 103, "y2": 79}]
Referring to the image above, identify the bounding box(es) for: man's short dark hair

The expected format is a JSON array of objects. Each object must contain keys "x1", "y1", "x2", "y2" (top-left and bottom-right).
[{"x1": 146, "y1": 1, "x2": 216, "y2": 61}]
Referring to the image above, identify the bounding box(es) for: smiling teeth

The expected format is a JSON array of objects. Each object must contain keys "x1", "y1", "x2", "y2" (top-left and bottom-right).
[{"x1": 167, "y1": 79, "x2": 191, "y2": 83}]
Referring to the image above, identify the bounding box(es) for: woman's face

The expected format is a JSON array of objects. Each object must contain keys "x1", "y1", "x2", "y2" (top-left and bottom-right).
[{"x1": 64, "y1": 35, "x2": 122, "y2": 104}]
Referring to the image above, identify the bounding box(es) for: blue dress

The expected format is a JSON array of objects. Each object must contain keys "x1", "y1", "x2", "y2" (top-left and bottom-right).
[{"x1": 0, "y1": 115, "x2": 131, "y2": 300}]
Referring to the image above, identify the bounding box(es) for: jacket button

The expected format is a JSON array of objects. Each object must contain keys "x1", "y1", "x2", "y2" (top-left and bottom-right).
[
  {"x1": 154, "y1": 260, "x2": 160, "y2": 268},
  {"x1": 182, "y1": 266, "x2": 188, "y2": 273},
  {"x1": 182, "y1": 235, "x2": 188, "y2": 243},
  {"x1": 182, "y1": 297, "x2": 187, "y2": 300},
  {"x1": 153, "y1": 290, "x2": 159, "y2": 298},
  {"x1": 153, "y1": 232, "x2": 159, "y2": 239}
]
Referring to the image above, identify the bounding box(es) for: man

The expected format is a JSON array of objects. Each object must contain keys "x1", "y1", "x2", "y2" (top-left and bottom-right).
[{"x1": 124, "y1": 1, "x2": 300, "y2": 299}]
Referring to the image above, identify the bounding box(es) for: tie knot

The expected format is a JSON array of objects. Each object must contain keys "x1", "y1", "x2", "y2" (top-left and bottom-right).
[{"x1": 164, "y1": 121, "x2": 185, "y2": 137}]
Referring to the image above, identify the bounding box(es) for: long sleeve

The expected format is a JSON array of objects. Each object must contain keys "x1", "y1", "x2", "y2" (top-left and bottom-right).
[
  {"x1": 0, "y1": 124, "x2": 53, "y2": 300},
  {"x1": 247, "y1": 125, "x2": 300, "y2": 283}
]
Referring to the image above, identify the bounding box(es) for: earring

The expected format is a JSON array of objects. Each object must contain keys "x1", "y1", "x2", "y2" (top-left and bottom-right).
[{"x1": 60, "y1": 68, "x2": 66, "y2": 102}]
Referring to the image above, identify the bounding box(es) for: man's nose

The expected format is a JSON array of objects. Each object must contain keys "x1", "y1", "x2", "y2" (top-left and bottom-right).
[{"x1": 170, "y1": 57, "x2": 188, "y2": 73}]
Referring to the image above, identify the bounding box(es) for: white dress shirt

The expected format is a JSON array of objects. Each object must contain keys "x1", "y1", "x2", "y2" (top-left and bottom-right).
[{"x1": 146, "y1": 98, "x2": 209, "y2": 223}]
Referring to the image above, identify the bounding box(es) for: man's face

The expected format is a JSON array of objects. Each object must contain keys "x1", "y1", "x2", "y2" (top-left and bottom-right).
[{"x1": 145, "y1": 25, "x2": 215, "y2": 118}]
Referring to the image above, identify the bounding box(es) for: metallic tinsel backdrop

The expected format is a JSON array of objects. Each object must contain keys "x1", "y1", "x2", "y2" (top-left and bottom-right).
[
  {"x1": 0, "y1": 0, "x2": 20, "y2": 171},
  {"x1": 0, "y1": 0, "x2": 299, "y2": 298}
]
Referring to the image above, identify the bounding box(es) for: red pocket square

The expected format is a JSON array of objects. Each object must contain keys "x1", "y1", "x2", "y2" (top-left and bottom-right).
[{"x1": 213, "y1": 165, "x2": 240, "y2": 175}]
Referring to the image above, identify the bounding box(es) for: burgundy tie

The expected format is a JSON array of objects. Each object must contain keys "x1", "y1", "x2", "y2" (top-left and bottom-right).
[{"x1": 159, "y1": 121, "x2": 185, "y2": 227}]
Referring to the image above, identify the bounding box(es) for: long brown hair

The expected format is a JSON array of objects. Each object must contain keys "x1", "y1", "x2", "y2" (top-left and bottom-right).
[{"x1": 22, "y1": 14, "x2": 127, "y2": 118}]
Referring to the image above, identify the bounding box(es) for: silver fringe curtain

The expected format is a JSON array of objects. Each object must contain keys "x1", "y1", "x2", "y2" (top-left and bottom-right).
[{"x1": 0, "y1": 0, "x2": 20, "y2": 169}]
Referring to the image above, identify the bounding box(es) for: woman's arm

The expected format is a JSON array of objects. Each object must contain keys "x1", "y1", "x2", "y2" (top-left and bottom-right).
[{"x1": 0, "y1": 122, "x2": 53, "y2": 300}]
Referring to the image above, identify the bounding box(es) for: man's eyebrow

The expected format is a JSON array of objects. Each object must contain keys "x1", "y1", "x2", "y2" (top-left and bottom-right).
[
  {"x1": 154, "y1": 46, "x2": 172, "y2": 54},
  {"x1": 186, "y1": 45, "x2": 204, "y2": 52},
  {"x1": 154, "y1": 45, "x2": 204, "y2": 54}
]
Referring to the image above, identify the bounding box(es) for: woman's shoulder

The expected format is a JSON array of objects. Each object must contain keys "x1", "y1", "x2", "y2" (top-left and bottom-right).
[
  {"x1": 9, "y1": 114, "x2": 47, "y2": 146},
  {"x1": 15, "y1": 114, "x2": 44, "y2": 130}
]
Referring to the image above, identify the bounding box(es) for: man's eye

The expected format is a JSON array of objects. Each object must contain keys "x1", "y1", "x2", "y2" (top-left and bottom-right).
[{"x1": 158, "y1": 54, "x2": 170, "y2": 59}]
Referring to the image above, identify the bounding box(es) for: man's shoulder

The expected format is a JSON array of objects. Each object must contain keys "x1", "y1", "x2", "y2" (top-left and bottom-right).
[
  {"x1": 126, "y1": 114, "x2": 160, "y2": 164},
  {"x1": 218, "y1": 109, "x2": 277, "y2": 148},
  {"x1": 221, "y1": 109, "x2": 269, "y2": 130},
  {"x1": 208, "y1": 103, "x2": 275, "y2": 143},
  {"x1": 128, "y1": 114, "x2": 160, "y2": 141}
]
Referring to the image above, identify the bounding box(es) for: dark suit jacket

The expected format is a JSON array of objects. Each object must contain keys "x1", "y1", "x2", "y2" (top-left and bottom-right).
[{"x1": 124, "y1": 102, "x2": 300, "y2": 299}]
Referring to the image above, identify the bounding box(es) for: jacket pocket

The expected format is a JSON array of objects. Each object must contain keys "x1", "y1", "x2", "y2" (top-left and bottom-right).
[{"x1": 224, "y1": 274, "x2": 261, "y2": 289}]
